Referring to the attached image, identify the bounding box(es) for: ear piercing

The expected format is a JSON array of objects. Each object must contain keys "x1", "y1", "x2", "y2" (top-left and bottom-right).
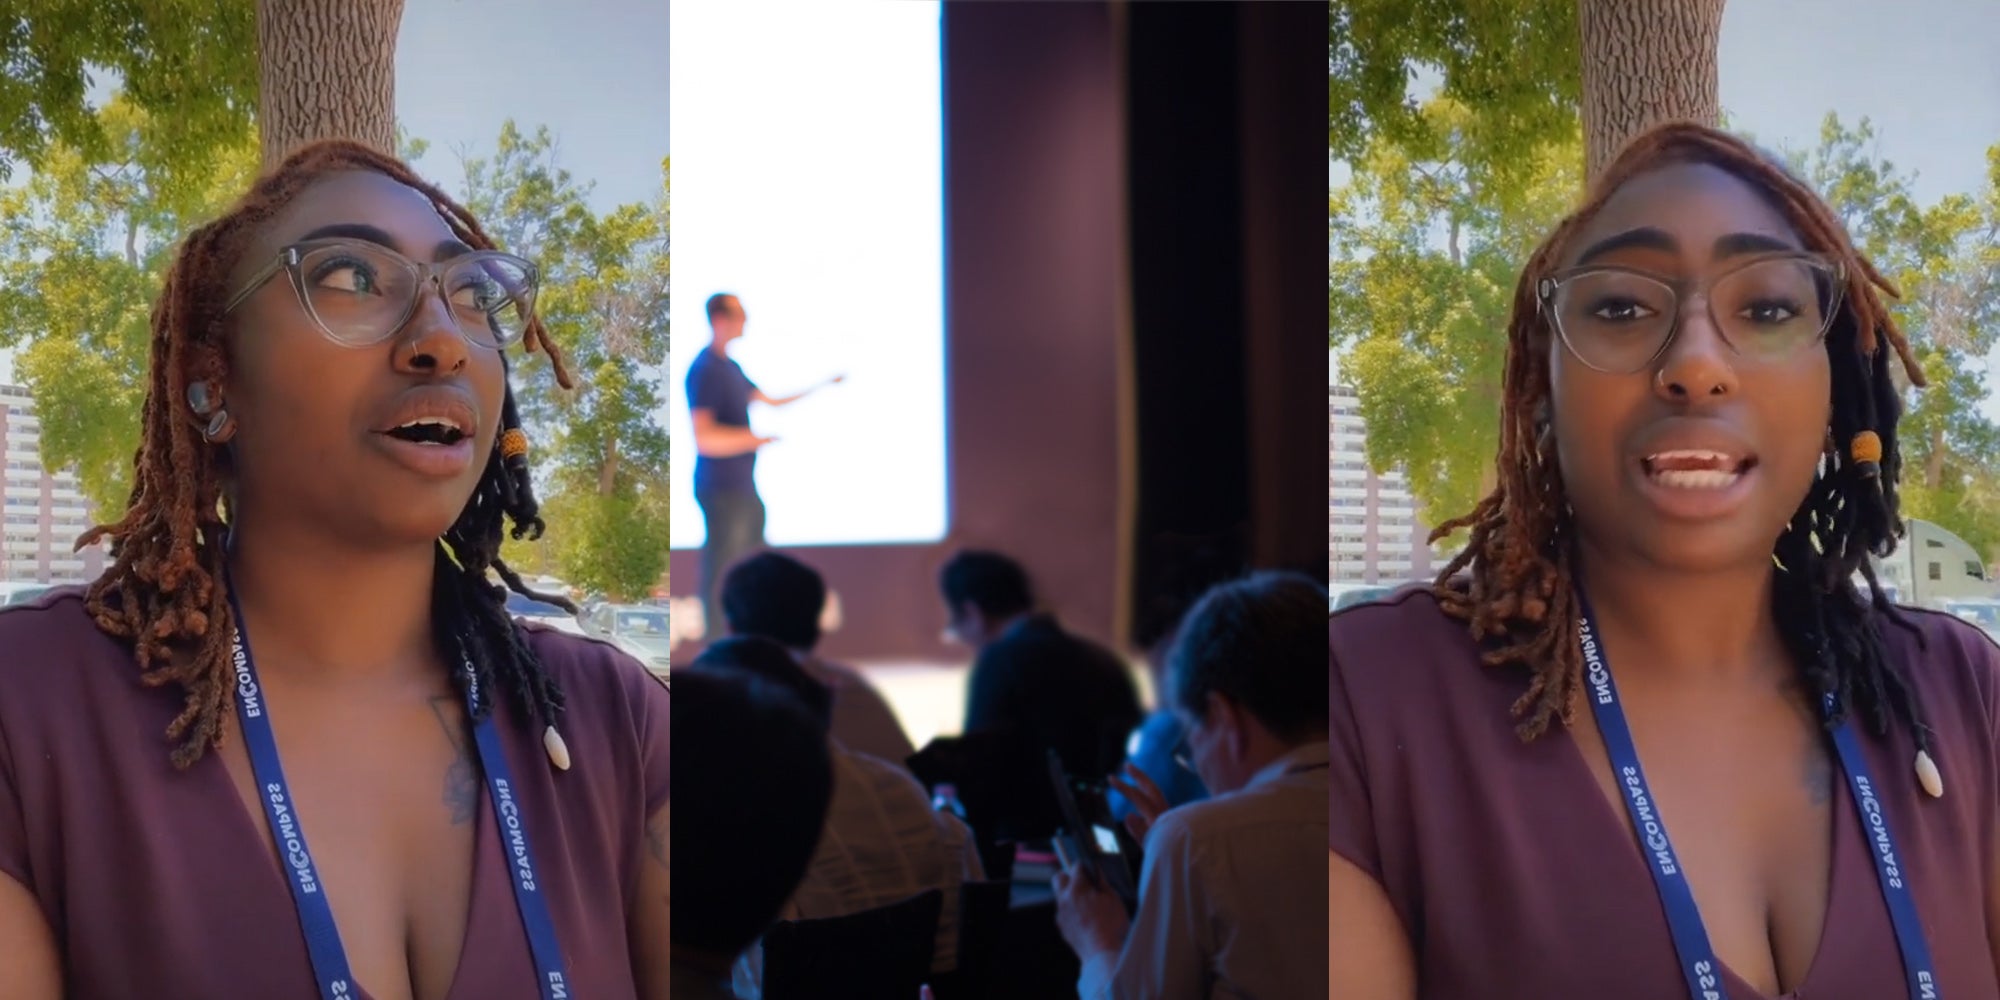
[{"x1": 187, "y1": 383, "x2": 234, "y2": 443}]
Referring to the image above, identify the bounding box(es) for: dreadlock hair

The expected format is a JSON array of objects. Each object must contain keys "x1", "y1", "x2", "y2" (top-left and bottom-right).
[
  {"x1": 76, "y1": 139, "x2": 580, "y2": 768},
  {"x1": 1430, "y1": 120, "x2": 1933, "y2": 754}
]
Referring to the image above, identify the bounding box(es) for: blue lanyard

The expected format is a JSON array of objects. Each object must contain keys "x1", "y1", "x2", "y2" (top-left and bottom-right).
[
  {"x1": 226, "y1": 587, "x2": 573, "y2": 1000},
  {"x1": 1575, "y1": 590, "x2": 1939, "y2": 1000}
]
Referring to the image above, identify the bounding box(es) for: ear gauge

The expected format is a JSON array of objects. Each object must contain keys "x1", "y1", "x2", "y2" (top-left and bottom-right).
[
  {"x1": 188, "y1": 382, "x2": 235, "y2": 443},
  {"x1": 202, "y1": 410, "x2": 236, "y2": 444}
]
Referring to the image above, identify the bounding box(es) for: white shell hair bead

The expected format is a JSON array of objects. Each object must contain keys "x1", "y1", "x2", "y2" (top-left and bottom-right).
[
  {"x1": 544, "y1": 726, "x2": 572, "y2": 771},
  {"x1": 1915, "y1": 749, "x2": 1943, "y2": 799}
]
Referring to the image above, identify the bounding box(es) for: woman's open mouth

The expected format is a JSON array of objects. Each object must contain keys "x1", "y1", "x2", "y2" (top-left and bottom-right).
[
  {"x1": 383, "y1": 417, "x2": 468, "y2": 447},
  {"x1": 1641, "y1": 449, "x2": 1756, "y2": 490}
]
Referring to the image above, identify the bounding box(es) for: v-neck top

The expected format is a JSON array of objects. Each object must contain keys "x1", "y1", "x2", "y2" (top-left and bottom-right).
[
  {"x1": 1330, "y1": 587, "x2": 2000, "y2": 999},
  {"x1": 0, "y1": 586, "x2": 670, "y2": 1000}
]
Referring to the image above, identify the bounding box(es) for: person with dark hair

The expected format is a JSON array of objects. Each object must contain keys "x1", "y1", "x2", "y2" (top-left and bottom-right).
[
  {"x1": 0, "y1": 142, "x2": 670, "y2": 998},
  {"x1": 1108, "y1": 619, "x2": 1210, "y2": 828},
  {"x1": 940, "y1": 549, "x2": 1143, "y2": 783},
  {"x1": 693, "y1": 637, "x2": 984, "y2": 997},
  {"x1": 670, "y1": 667, "x2": 835, "y2": 1000},
  {"x1": 722, "y1": 551, "x2": 915, "y2": 764},
  {"x1": 1053, "y1": 572, "x2": 1329, "y2": 998},
  {"x1": 686, "y1": 293, "x2": 842, "y2": 632},
  {"x1": 1331, "y1": 121, "x2": 2000, "y2": 999}
]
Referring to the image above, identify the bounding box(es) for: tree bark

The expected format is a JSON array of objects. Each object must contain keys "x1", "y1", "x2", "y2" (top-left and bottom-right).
[
  {"x1": 1577, "y1": 0, "x2": 1727, "y2": 182},
  {"x1": 255, "y1": 0, "x2": 406, "y2": 170},
  {"x1": 599, "y1": 435, "x2": 620, "y2": 497},
  {"x1": 1929, "y1": 423, "x2": 1946, "y2": 488}
]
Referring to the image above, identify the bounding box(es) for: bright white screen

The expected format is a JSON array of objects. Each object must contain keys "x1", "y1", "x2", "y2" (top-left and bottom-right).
[{"x1": 669, "y1": 0, "x2": 946, "y2": 548}]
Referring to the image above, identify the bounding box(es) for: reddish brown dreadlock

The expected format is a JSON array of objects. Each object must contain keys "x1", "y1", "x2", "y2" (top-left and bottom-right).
[
  {"x1": 1431, "y1": 120, "x2": 1934, "y2": 753},
  {"x1": 77, "y1": 139, "x2": 580, "y2": 768}
]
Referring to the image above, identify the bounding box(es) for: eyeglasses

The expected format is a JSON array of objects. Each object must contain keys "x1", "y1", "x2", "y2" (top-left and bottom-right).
[
  {"x1": 223, "y1": 238, "x2": 540, "y2": 350},
  {"x1": 1536, "y1": 253, "x2": 1844, "y2": 375}
]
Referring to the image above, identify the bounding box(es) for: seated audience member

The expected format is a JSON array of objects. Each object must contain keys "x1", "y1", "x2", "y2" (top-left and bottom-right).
[
  {"x1": 697, "y1": 637, "x2": 986, "y2": 997},
  {"x1": 1111, "y1": 622, "x2": 1210, "y2": 825},
  {"x1": 1053, "y1": 572, "x2": 1329, "y2": 999},
  {"x1": 722, "y1": 551, "x2": 917, "y2": 765},
  {"x1": 671, "y1": 668, "x2": 836, "y2": 1000},
  {"x1": 941, "y1": 550, "x2": 1143, "y2": 781}
]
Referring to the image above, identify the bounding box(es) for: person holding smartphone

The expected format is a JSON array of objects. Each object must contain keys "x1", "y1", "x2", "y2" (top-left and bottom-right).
[{"x1": 1052, "y1": 572, "x2": 1328, "y2": 999}]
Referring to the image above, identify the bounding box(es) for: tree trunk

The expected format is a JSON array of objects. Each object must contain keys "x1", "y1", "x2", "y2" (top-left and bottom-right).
[
  {"x1": 1577, "y1": 0, "x2": 1727, "y2": 182},
  {"x1": 599, "y1": 436, "x2": 620, "y2": 497},
  {"x1": 1929, "y1": 423, "x2": 1947, "y2": 488},
  {"x1": 255, "y1": 0, "x2": 406, "y2": 170}
]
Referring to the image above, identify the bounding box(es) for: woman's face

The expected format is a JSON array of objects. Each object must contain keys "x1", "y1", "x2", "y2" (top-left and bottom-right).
[
  {"x1": 1547, "y1": 162, "x2": 1833, "y2": 576},
  {"x1": 218, "y1": 170, "x2": 509, "y2": 546}
]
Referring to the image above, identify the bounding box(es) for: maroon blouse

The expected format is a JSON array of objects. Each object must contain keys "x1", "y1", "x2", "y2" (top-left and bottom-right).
[
  {"x1": 0, "y1": 586, "x2": 669, "y2": 999},
  {"x1": 1331, "y1": 587, "x2": 2000, "y2": 999}
]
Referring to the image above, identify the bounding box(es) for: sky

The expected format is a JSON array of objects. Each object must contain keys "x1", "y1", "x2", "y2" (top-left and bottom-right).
[
  {"x1": 1, "y1": 0, "x2": 671, "y2": 397},
  {"x1": 1330, "y1": 0, "x2": 2000, "y2": 414},
  {"x1": 396, "y1": 0, "x2": 668, "y2": 214},
  {"x1": 396, "y1": 0, "x2": 670, "y2": 427},
  {"x1": 1715, "y1": 1, "x2": 2000, "y2": 417}
]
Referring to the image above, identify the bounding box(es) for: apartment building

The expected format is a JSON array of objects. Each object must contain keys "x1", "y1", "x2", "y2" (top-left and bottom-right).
[
  {"x1": 1, "y1": 384, "x2": 108, "y2": 584},
  {"x1": 1329, "y1": 383, "x2": 1437, "y2": 586}
]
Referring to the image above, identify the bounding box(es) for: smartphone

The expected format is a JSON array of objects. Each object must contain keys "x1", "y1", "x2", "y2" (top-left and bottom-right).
[
  {"x1": 1046, "y1": 749, "x2": 1140, "y2": 911},
  {"x1": 1091, "y1": 824, "x2": 1122, "y2": 857}
]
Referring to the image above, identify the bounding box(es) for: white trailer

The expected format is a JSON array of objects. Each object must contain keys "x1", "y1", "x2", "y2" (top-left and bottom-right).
[{"x1": 1869, "y1": 518, "x2": 1995, "y2": 609}]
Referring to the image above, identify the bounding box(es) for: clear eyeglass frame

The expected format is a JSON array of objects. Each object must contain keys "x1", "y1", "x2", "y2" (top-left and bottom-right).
[
  {"x1": 221, "y1": 237, "x2": 541, "y2": 351},
  {"x1": 1534, "y1": 251, "x2": 1846, "y2": 375}
]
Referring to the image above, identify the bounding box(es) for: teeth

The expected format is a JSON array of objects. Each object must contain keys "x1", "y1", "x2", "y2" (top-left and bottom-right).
[
  {"x1": 397, "y1": 417, "x2": 459, "y2": 431},
  {"x1": 1651, "y1": 468, "x2": 1741, "y2": 490},
  {"x1": 1647, "y1": 449, "x2": 1733, "y2": 465}
]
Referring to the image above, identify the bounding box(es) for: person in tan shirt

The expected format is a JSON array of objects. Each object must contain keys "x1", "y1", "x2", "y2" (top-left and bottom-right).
[{"x1": 692, "y1": 638, "x2": 984, "y2": 998}]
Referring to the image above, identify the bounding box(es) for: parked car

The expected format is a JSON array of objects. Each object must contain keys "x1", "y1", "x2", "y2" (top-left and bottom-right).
[
  {"x1": 504, "y1": 591, "x2": 589, "y2": 636},
  {"x1": 0, "y1": 582, "x2": 51, "y2": 606},
  {"x1": 1941, "y1": 598, "x2": 2000, "y2": 644},
  {"x1": 583, "y1": 603, "x2": 671, "y2": 674},
  {"x1": 1328, "y1": 582, "x2": 1399, "y2": 612}
]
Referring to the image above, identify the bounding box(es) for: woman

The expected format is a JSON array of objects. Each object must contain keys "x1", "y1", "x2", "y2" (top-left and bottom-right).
[
  {"x1": 0, "y1": 141, "x2": 670, "y2": 999},
  {"x1": 1330, "y1": 121, "x2": 2000, "y2": 999}
]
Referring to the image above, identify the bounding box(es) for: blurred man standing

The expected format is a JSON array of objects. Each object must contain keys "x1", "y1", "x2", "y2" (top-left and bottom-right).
[{"x1": 687, "y1": 292, "x2": 840, "y2": 632}]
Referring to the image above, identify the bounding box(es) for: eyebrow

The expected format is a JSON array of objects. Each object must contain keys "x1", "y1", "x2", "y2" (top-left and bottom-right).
[
  {"x1": 1573, "y1": 226, "x2": 1802, "y2": 267},
  {"x1": 1711, "y1": 231, "x2": 1799, "y2": 258},
  {"x1": 1573, "y1": 227, "x2": 1674, "y2": 265},
  {"x1": 294, "y1": 223, "x2": 475, "y2": 261}
]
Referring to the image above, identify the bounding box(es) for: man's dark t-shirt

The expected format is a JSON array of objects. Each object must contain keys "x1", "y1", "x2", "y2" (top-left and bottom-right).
[
  {"x1": 965, "y1": 614, "x2": 1144, "y2": 783},
  {"x1": 686, "y1": 346, "x2": 758, "y2": 496}
]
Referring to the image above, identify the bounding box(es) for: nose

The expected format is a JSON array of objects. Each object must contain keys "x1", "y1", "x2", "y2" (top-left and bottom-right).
[
  {"x1": 393, "y1": 283, "x2": 470, "y2": 376},
  {"x1": 1652, "y1": 295, "x2": 1737, "y2": 402}
]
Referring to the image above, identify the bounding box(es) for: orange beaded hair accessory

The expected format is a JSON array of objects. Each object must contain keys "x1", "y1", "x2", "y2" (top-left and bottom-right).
[
  {"x1": 499, "y1": 428, "x2": 529, "y2": 460},
  {"x1": 1850, "y1": 430, "x2": 1882, "y2": 464},
  {"x1": 1850, "y1": 430, "x2": 1882, "y2": 479}
]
